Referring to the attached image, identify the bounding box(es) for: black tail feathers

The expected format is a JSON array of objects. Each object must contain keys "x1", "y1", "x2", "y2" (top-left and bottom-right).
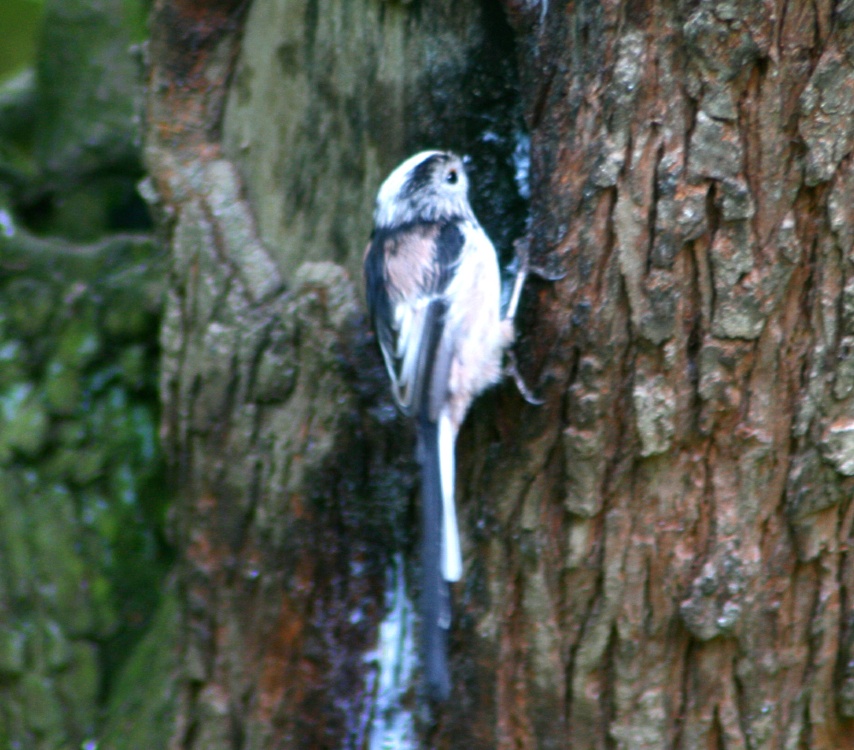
[{"x1": 417, "y1": 418, "x2": 451, "y2": 701}]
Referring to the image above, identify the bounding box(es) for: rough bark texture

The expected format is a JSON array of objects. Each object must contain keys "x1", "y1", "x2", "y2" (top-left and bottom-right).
[
  {"x1": 146, "y1": 2, "x2": 396, "y2": 746},
  {"x1": 501, "y1": 2, "x2": 854, "y2": 748},
  {"x1": 146, "y1": 0, "x2": 854, "y2": 748}
]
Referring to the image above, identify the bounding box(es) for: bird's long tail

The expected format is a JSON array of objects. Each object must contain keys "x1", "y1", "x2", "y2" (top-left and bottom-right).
[
  {"x1": 417, "y1": 418, "x2": 452, "y2": 701},
  {"x1": 438, "y1": 412, "x2": 462, "y2": 583}
]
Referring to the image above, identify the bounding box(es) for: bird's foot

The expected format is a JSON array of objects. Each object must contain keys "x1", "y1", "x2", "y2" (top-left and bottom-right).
[{"x1": 505, "y1": 349, "x2": 545, "y2": 406}]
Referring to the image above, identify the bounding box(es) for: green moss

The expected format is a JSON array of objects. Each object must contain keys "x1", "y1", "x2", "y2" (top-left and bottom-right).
[
  {"x1": 44, "y1": 359, "x2": 82, "y2": 415},
  {"x1": 102, "y1": 305, "x2": 153, "y2": 339},
  {"x1": 0, "y1": 0, "x2": 43, "y2": 81},
  {"x1": 0, "y1": 341, "x2": 27, "y2": 387},
  {"x1": 71, "y1": 448, "x2": 108, "y2": 486},
  {"x1": 56, "y1": 641, "x2": 99, "y2": 738},
  {"x1": 56, "y1": 420, "x2": 85, "y2": 446},
  {"x1": 0, "y1": 382, "x2": 49, "y2": 458},
  {"x1": 0, "y1": 229, "x2": 168, "y2": 749},
  {"x1": 41, "y1": 620, "x2": 71, "y2": 671},
  {"x1": 0, "y1": 0, "x2": 169, "y2": 744},
  {"x1": 56, "y1": 315, "x2": 101, "y2": 370},
  {"x1": 100, "y1": 591, "x2": 179, "y2": 750},
  {"x1": 3, "y1": 279, "x2": 53, "y2": 337},
  {"x1": 117, "y1": 345, "x2": 147, "y2": 389},
  {"x1": 0, "y1": 626, "x2": 26, "y2": 677},
  {"x1": 35, "y1": 0, "x2": 139, "y2": 180},
  {"x1": 20, "y1": 673, "x2": 63, "y2": 735}
]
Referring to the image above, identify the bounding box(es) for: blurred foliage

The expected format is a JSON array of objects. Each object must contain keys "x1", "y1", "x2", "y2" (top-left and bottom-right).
[
  {"x1": 0, "y1": 0, "x2": 149, "y2": 83},
  {"x1": 0, "y1": 0, "x2": 176, "y2": 748},
  {"x1": 0, "y1": 0, "x2": 44, "y2": 82}
]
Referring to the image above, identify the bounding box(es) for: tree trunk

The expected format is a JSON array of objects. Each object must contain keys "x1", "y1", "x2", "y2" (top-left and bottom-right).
[{"x1": 145, "y1": 0, "x2": 854, "y2": 748}]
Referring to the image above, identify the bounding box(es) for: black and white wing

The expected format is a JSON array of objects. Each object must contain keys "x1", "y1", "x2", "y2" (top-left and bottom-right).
[{"x1": 364, "y1": 220, "x2": 465, "y2": 421}]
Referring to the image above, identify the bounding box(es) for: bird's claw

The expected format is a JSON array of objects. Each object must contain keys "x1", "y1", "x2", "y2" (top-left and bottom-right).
[
  {"x1": 529, "y1": 263, "x2": 566, "y2": 281},
  {"x1": 503, "y1": 236, "x2": 562, "y2": 406},
  {"x1": 505, "y1": 349, "x2": 545, "y2": 406},
  {"x1": 516, "y1": 236, "x2": 566, "y2": 280}
]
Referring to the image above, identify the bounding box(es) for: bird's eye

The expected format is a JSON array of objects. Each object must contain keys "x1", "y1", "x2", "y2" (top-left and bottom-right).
[{"x1": 446, "y1": 170, "x2": 458, "y2": 185}]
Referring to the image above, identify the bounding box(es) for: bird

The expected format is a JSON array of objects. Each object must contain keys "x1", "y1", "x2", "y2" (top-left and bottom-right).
[{"x1": 363, "y1": 150, "x2": 527, "y2": 700}]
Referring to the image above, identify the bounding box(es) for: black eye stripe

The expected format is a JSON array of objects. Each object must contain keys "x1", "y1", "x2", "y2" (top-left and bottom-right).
[
  {"x1": 404, "y1": 155, "x2": 444, "y2": 196},
  {"x1": 402, "y1": 154, "x2": 464, "y2": 197}
]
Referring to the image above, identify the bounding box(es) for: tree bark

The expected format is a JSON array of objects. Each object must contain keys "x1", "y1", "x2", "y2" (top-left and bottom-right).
[{"x1": 146, "y1": 0, "x2": 854, "y2": 748}]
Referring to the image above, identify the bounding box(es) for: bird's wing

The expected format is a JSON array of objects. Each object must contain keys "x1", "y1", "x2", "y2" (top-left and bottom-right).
[{"x1": 364, "y1": 221, "x2": 465, "y2": 418}]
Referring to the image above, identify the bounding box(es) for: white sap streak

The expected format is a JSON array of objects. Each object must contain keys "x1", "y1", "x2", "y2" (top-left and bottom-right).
[
  {"x1": 361, "y1": 557, "x2": 418, "y2": 750},
  {"x1": 513, "y1": 130, "x2": 531, "y2": 200}
]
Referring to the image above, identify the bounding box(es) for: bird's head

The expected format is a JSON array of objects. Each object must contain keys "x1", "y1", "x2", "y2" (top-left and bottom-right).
[{"x1": 374, "y1": 150, "x2": 474, "y2": 229}]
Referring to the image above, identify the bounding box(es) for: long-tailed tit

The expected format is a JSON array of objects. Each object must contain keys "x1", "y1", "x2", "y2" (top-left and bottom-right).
[{"x1": 364, "y1": 151, "x2": 527, "y2": 700}]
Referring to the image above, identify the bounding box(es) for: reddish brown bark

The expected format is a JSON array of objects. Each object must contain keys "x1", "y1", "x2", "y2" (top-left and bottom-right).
[{"x1": 492, "y1": 1, "x2": 854, "y2": 747}]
